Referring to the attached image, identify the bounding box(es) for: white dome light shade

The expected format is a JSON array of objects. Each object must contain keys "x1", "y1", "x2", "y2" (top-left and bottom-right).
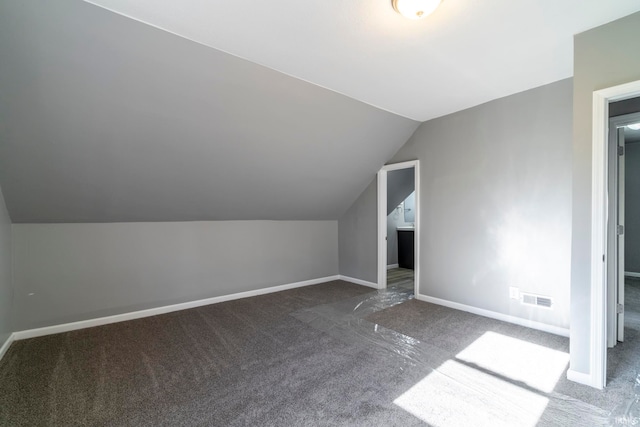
[
  {"x1": 628, "y1": 123, "x2": 640, "y2": 130},
  {"x1": 392, "y1": 0, "x2": 442, "y2": 20}
]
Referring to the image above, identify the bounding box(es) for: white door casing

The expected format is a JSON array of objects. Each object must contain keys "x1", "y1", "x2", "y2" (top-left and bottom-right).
[{"x1": 588, "y1": 82, "x2": 640, "y2": 390}]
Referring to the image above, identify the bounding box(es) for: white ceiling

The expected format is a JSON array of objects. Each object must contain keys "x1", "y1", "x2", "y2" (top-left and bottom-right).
[{"x1": 84, "y1": 0, "x2": 640, "y2": 121}]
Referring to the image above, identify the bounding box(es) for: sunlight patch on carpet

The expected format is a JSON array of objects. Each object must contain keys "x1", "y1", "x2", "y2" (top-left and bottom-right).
[
  {"x1": 456, "y1": 331, "x2": 568, "y2": 393},
  {"x1": 394, "y1": 360, "x2": 549, "y2": 427}
]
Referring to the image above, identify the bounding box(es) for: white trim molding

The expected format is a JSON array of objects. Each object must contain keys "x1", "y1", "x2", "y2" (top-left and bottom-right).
[
  {"x1": 566, "y1": 369, "x2": 596, "y2": 387},
  {"x1": 416, "y1": 293, "x2": 569, "y2": 337},
  {"x1": 625, "y1": 271, "x2": 640, "y2": 278},
  {"x1": 0, "y1": 333, "x2": 16, "y2": 362},
  {"x1": 387, "y1": 264, "x2": 399, "y2": 270},
  {"x1": 588, "y1": 79, "x2": 640, "y2": 390},
  {"x1": 12, "y1": 275, "x2": 340, "y2": 341},
  {"x1": 339, "y1": 275, "x2": 379, "y2": 289},
  {"x1": 377, "y1": 168, "x2": 388, "y2": 289}
]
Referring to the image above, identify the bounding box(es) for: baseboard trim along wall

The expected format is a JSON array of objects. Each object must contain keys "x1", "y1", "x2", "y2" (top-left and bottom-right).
[
  {"x1": 566, "y1": 369, "x2": 597, "y2": 388},
  {"x1": 11, "y1": 275, "x2": 341, "y2": 342},
  {"x1": 386, "y1": 264, "x2": 399, "y2": 270},
  {"x1": 416, "y1": 293, "x2": 570, "y2": 337},
  {"x1": 0, "y1": 333, "x2": 15, "y2": 362},
  {"x1": 339, "y1": 275, "x2": 379, "y2": 289},
  {"x1": 625, "y1": 271, "x2": 640, "y2": 278}
]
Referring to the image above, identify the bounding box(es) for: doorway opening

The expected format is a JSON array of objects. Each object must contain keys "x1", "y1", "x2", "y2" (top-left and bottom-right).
[
  {"x1": 605, "y1": 109, "x2": 640, "y2": 387},
  {"x1": 589, "y1": 80, "x2": 640, "y2": 390},
  {"x1": 377, "y1": 161, "x2": 420, "y2": 296}
]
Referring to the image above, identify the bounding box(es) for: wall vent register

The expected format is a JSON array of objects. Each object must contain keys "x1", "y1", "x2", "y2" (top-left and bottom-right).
[{"x1": 521, "y1": 293, "x2": 553, "y2": 308}]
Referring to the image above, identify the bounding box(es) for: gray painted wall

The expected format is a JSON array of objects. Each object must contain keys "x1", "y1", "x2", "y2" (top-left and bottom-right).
[
  {"x1": 339, "y1": 78, "x2": 573, "y2": 328},
  {"x1": 387, "y1": 212, "x2": 399, "y2": 266},
  {"x1": 626, "y1": 143, "x2": 640, "y2": 273},
  {"x1": 338, "y1": 169, "x2": 415, "y2": 280},
  {"x1": 338, "y1": 180, "x2": 378, "y2": 283},
  {"x1": 387, "y1": 169, "x2": 415, "y2": 215},
  {"x1": 0, "y1": 0, "x2": 418, "y2": 223},
  {"x1": 390, "y1": 78, "x2": 572, "y2": 329},
  {"x1": 12, "y1": 221, "x2": 338, "y2": 330},
  {"x1": 0, "y1": 187, "x2": 12, "y2": 347},
  {"x1": 571, "y1": 11, "x2": 640, "y2": 375}
]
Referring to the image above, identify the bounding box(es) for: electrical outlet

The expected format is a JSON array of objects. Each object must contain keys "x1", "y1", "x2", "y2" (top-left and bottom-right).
[{"x1": 509, "y1": 287, "x2": 520, "y2": 300}]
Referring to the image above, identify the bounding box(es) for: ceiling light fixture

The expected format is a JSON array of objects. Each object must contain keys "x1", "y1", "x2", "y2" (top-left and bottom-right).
[
  {"x1": 627, "y1": 123, "x2": 640, "y2": 130},
  {"x1": 392, "y1": 0, "x2": 442, "y2": 20}
]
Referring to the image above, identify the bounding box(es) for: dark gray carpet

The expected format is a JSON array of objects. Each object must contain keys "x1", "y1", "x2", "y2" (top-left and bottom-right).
[
  {"x1": 600, "y1": 277, "x2": 640, "y2": 416},
  {"x1": 368, "y1": 281, "x2": 640, "y2": 422},
  {"x1": 0, "y1": 282, "x2": 426, "y2": 426},
  {"x1": 0, "y1": 279, "x2": 636, "y2": 425}
]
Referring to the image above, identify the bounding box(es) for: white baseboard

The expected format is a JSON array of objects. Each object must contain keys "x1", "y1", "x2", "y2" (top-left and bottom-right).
[
  {"x1": 566, "y1": 369, "x2": 600, "y2": 389},
  {"x1": 0, "y1": 333, "x2": 15, "y2": 362},
  {"x1": 415, "y1": 293, "x2": 570, "y2": 337},
  {"x1": 625, "y1": 271, "x2": 640, "y2": 278},
  {"x1": 339, "y1": 275, "x2": 379, "y2": 289},
  {"x1": 387, "y1": 264, "x2": 399, "y2": 270},
  {"x1": 13, "y1": 275, "x2": 340, "y2": 341}
]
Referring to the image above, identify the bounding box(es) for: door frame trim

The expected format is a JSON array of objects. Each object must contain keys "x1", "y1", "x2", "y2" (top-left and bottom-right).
[
  {"x1": 589, "y1": 80, "x2": 640, "y2": 389},
  {"x1": 377, "y1": 160, "x2": 420, "y2": 292}
]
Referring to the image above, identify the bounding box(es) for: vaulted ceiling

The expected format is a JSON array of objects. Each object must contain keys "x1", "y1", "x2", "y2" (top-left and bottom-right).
[
  {"x1": 1, "y1": 0, "x2": 640, "y2": 223},
  {"x1": 85, "y1": 0, "x2": 640, "y2": 121},
  {"x1": 0, "y1": 0, "x2": 418, "y2": 222}
]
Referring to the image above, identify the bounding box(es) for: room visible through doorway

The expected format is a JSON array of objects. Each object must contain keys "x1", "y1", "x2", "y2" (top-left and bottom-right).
[
  {"x1": 606, "y1": 106, "x2": 640, "y2": 388},
  {"x1": 386, "y1": 168, "x2": 415, "y2": 293},
  {"x1": 377, "y1": 161, "x2": 420, "y2": 297}
]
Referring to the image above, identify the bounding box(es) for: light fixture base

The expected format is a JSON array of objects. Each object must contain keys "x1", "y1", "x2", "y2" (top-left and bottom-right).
[{"x1": 392, "y1": 0, "x2": 442, "y2": 20}]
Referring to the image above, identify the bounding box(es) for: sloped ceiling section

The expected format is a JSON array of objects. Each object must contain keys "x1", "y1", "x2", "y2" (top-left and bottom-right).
[
  {"x1": 84, "y1": 0, "x2": 640, "y2": 122},
  {"x1": 387, "y1": 168, "x2": 414, "y2": 215},
  {"x1": 0, "y1": 0, "x2": 419, "y2": 223}
]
